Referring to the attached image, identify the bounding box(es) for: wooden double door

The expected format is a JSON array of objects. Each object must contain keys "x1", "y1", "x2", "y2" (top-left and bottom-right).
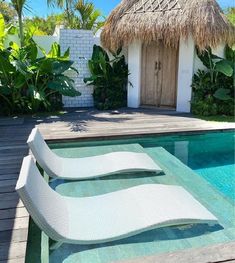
[{"x1": 141, "y1": 41, "x2": 178, "y2": 108}]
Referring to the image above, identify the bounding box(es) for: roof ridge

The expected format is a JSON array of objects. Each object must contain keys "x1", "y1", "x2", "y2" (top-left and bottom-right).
[{"x1": 125, "y1": 0, "x2": 181, "y2": 14}]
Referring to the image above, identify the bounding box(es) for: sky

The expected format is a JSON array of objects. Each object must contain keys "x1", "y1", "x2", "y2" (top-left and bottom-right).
[{"x1": 22, "y1": 0, "x2": 234, "y2": 18}]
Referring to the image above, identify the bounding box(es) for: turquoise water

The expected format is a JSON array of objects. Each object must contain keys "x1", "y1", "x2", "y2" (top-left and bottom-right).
[
  {"x1": 138, "y1": 132, "x2": 235, "y2": 200},
  {"x1": 51, "y1": 131, "x2": 235, "y2": 200},
  {"x1": 26, "y1": 131, "x2": 235, "y2": 263}
]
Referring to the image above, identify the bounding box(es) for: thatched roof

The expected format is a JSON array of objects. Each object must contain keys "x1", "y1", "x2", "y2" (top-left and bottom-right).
[{"x1": 101, "y1": 0, "x2": 235, "y2": 51}]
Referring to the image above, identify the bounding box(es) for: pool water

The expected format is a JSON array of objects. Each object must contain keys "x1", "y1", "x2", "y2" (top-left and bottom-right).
[
  {"x1": 52, "y1": 131, "x2": 235, "y2": 200},
  {"x1": 138, "y1": 132, "x2": 235, "y2": 200},
  {"x1": 26, "y1": 131, "x2": 235, "y2": 263}
]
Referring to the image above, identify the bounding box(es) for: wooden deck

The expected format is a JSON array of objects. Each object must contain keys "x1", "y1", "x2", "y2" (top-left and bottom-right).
[{"x1": 0, "y1": 108, "x2": 234, "y2": 263}]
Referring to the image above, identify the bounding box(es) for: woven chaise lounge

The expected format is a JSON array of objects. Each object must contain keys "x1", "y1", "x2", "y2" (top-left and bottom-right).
[
  {"x1": 27, "y1": 128, "x2": 162, "y2": 180},
  {"x1": 16, "y1": 156, "x2": 218, "y2": 249}
]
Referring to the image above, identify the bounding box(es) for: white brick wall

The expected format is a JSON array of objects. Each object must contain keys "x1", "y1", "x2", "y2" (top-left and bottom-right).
[{"x1": 60, "y1": 29, "x2": 95, "y2": 107}]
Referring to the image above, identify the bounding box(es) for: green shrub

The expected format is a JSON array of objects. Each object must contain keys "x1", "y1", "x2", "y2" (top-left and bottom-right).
[
  {"x1": 217, "y1": 101, "x2": 234, "y2": 116},
  {"x1": 191, "y1": 97, "x2": 218, "y2": 116},
  {"x1": 84, "y1": 45, "x2": 128, "y2": 110},
  {"x1": 191, "y1": 45, "x2": 234, "y2": 116},
  {"x1": 0, "y1": 41, "x2": 80, "y2": 115},
  {"x1": 0, "y1": 14, "x2": 80, "y2": 115}
]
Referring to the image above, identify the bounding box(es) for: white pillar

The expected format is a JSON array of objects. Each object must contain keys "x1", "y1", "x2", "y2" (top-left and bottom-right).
[
  {"x1": 127, "y1": 41, "x2": 142, "y2": 108},
  {"x1": 176, "y1": 36, "x2": 195, "y2": 113}
]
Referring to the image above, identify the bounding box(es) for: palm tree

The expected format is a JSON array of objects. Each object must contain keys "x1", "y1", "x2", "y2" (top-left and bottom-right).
[
  {"x1": 47, "y1": 0, "x2": 104, "y2": 31},
  {"x1": 74, "y1": 0, "x2": 105, "y2": 31},
  {"x1": 10, "y1": 0, "x2": 27, "y2": 46},
  {"x1": 47, "y1": 0, "x2": 74, "y2": 28},
  {"x1": 226, "y1": 7, "x2": 235, "y2": 25}
]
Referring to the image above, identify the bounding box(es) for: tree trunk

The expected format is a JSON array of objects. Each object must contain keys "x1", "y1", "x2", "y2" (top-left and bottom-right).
[
  {"x1": 65, "y1": 0, "x2": 72, "y2": 28},
  {"x1": 18, "y1": 11, "x2": 24, "y2": 47}
]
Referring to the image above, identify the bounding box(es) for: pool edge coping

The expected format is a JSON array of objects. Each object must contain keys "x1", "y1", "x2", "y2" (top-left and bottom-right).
[{"x1": 45, "y1": 127, "x2": 235, "y2": 144}]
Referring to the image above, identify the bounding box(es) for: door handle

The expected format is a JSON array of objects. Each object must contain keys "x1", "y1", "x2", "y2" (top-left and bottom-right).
[
  {"x1": 155, "y1": 61, "x2": 162, "y2": 71},
  {"x1": 155, "y1": 61, "x2": 158, "y2": 71},
  {"x1": 158, "y1": 61, "x2": 161, "y2": 71}
]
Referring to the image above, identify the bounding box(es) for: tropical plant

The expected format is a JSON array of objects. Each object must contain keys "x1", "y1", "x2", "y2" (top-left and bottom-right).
[
  {"x1": 10, "y1": 0, "x2": 28, "y2": 46},
  {"x1": 73, "y1": 0, "x2": 105, "y2": 31},
  {"x1": 0, "y1": 13, "x2": 17, "y2": 49},
  {"x1": 226, "y1": 7, "x2": 235, "y2": 25},
  {"x1": 84, "y1": 45, "x2": 129, "y2": 110},
  {"x1": 47, "y1": 0, "x2": 74, "y2": 28},
  {"x1": 24, "y1": 18, "x2": 47, "y2": 36},
  {"x1": 0, "y1": 1, "x2": 17, "y2": 23},
  {"x1": 0, "y1": 39, "x2": 80, "y2": 115},
  {"x1": 24, "y1": 14, "x2": 65, "y2": 36},
  {"x1": 191, "y1": 45, "x2": 234, "y2": 116},
  {"x1": 47, "y1": 0, "x2": 105, "y2": 31}
]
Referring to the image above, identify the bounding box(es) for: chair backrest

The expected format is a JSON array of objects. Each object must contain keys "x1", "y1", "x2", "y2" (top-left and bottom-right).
[
  {"x1": 16, "y1": 156, "x2": 69, "y2": 241},
  {"x1": 27, "y1": 128, "x2": 62, "y2": 178}
]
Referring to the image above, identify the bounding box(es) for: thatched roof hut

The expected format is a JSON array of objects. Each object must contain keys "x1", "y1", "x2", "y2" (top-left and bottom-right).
[{"x1": 101, "y1": 0, "x2": 235, "y2": 51}]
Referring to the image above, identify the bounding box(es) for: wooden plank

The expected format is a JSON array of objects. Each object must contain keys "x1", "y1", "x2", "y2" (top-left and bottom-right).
[
  {"x1": 0, "y1": 257, "x2": 25, "y2": 263},
  {"x1": 0, "y1": 185, "x2": 16, "y2": 194},
  {"x1": 160, "y1": 43, "x2": 178, "y2": 107},
  {"x1": 141, "y1": 41, "x2": 178, "y2": 108},
  {"x1": 141, "y1": 43, "x2": 147, "y2": 104},
  {"x1": 141, "y1": 42, "x2": 159, "y2": 105},
  {"x1": 0, "y1": 163, "x2": 21, "y2": 169},
  {"x1": 0, "y1": 180, "x2": 17, "y2": 188},
  {"x1": 0, "y1": 228, "x2": 28, "y2": 243},
  {"x1": 0, "y1": 169, "x2": 21, "y2": 175},
  {"x1": 0, "y1": 159, "x2": 22, "y2": 165},
  {"x1": 0, "y1": 145, "x2": 27, "y2": 151},
  {"x1": 0, "y1": 117, "x2": 24, "y2": 126},
  {"x1": 0, "y1": 217, "x2": 29, "y2": 232},
  {"x1": 0, "y1": 199, "x2": 24, "y2": 210},
  {"x1": 0, "y1": 241, "x2": 27, "y2": 261},
  {"x1": 0, "y1": 207, "x2": 28, "y2": 220},
  {"x1": 0, "y1": 192, "x2": 19, "y2": 201},
  {"x1": 0, "y1": 108, "x2": 234, "y2": 263},
  {"x1": 0, "y1": 174, "x2": 19, "y2": 181}
]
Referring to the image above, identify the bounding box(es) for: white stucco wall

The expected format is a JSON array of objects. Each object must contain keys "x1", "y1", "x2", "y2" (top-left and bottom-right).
[
  {"x1": 33, "y1": 36, "x2": 59, "y2": 56},
  {"x1": 4, "y1": 35, "x2": 59, "y2": 57},
  {"x1": 176, "y1": 36, "x2": 195, "y2": 113},
  {"x1": 60, "y1": 29, "x2": 94, "y2": 107},
  {"x1": 127, "y1": 41, "x2": 142, "y2": 108}
]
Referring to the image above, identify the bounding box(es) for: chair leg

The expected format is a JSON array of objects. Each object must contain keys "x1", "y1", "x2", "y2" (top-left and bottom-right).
[{"x1": 50, "y1": 241, "x2": 63, "y2": 250}]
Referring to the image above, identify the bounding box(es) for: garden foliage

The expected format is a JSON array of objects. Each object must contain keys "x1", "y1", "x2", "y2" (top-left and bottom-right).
[
  {"x1": 191, "y1": 45, "x2": 234, "y2": 116},
  {"x1": 0, "y1": 14, "x2": 80, "y2": 115},
  {"x1": 84, "y1": 45, "x2": 129, "y2": 110},
  {"x1": 47, "y1": 0, "x2": 105, "y2": 33}
]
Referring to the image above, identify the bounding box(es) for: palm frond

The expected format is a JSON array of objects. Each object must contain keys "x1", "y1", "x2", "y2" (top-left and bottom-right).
[{"x1": 47, "y1": 0, "x2": 75, "y2": 9}]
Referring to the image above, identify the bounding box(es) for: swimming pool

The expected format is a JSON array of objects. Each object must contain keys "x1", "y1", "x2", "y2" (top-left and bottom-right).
[
  {"x1": 141, "y1": 132, "x2": 234, "y2": 200},
  {"x1": 138, "y1": 131, "x2": 234, "y2": 201},
  {"x1": 51, "y1": 131, "x2": 235, "y2": 201},
  {"x1": 26, "y1": 131, "x2": 235, "y2": 263}
]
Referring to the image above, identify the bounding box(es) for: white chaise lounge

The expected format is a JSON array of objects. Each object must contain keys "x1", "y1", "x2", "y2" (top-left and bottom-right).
[
  {"x1": 27, "y1": 128, "x2": 162, "y2": 180},
  {"x1": 16, "y1": 156, "x2": 218, "y2": 248}
]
